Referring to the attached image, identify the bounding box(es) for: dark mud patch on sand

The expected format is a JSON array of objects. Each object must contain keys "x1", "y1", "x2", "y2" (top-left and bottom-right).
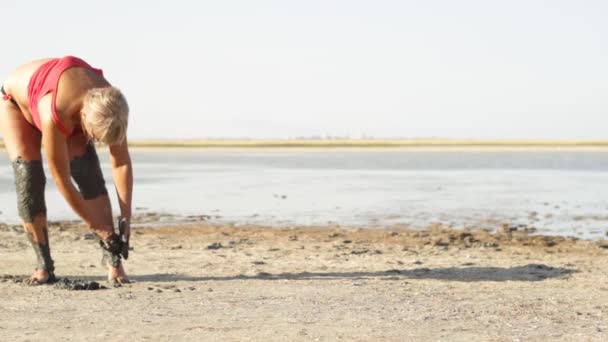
[
  {"x1": 54, "y1": 278, "x2": 107, "y2": 290},
  {"x1": 0, "y1": 274, "x2": 24, "y2": 283},
  {"x1": 2, "y1": 275, "x2": 106, "y2": 290}
]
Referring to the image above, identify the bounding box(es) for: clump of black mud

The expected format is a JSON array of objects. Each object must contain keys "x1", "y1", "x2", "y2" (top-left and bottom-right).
[{"x1": 53, "y1": 278, "x2": 107, "y2": 291}]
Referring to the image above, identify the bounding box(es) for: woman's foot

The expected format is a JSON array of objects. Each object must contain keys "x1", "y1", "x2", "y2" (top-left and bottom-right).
[
  {"x1": 25, "y1": 269, "x2": 55, "y2": 285},
  {"x1": 107, "y1": 262, "x2": 130, "y2": 286}
]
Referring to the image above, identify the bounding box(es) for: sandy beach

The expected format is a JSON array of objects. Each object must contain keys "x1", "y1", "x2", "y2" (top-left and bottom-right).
[
  {"x1": 2, "y1": 0, "x2": 606, "y2": 340},
  {"x1": 0, "y1": 219, "x2": 606, "y2": 341}
]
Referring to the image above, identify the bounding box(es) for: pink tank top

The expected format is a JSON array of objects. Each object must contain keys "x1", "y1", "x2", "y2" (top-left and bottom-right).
[{"x1": 27, "y1": 56, "x2": 103, "y2": 136}]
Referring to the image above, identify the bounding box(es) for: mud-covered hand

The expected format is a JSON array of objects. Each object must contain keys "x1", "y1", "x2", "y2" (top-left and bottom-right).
[{"x1": 118, "y1": 218, "x2": 130, "y2": 260}]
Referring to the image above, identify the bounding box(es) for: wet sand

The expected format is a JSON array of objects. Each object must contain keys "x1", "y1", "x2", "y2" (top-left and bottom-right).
[{"x1": 0, "y1": 221, "x2": 607, "y2": 341}]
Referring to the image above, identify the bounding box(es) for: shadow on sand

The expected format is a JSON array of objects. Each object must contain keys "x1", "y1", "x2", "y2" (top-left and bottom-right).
[{"x1": 133, "y1": 264, "x2": 576, "y2": 283}]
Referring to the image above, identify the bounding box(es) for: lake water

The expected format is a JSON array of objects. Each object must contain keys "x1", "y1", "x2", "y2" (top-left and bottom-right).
[{"x1": 0, "y1": 148, "x2": 607, "y2": 240}]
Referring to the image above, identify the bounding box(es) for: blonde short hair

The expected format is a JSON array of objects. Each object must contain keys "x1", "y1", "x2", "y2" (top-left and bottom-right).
[{"x1": 81, "y1": 87, "x2": 129, "y2": 145}]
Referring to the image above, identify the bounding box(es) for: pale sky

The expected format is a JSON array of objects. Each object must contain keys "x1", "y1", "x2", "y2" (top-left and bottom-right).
[{"x1": 2, "y1": 0, "x2": 606, "y2": 139}]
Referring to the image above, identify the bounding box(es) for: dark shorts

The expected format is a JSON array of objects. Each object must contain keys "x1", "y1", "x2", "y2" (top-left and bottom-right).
[{"x1": 1, "y1": 85, "x2": 19, "y2": 108}]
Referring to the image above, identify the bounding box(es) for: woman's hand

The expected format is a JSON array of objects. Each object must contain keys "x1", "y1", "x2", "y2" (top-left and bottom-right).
[{"x1": 93, "y1": 218, "x2": 130, "y2": 260}]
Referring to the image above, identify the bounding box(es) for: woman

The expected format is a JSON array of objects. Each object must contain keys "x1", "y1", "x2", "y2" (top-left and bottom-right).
[{"x1": 1, "y1": 56, "x2": 133, "y2": 285}]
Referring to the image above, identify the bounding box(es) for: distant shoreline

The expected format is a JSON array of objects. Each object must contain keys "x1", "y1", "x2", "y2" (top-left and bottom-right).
[
  {"x1": 126, "y1": 139, "x2": 608, "y2": 149},
  {"x1": 2, "y1": 139, "x2": 608, "y2": 149}
]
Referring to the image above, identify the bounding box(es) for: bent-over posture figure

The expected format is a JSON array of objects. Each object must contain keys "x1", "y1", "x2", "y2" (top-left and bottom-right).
[{"x1": 1, "y1": 56, "x2": 133, "y2": 284}]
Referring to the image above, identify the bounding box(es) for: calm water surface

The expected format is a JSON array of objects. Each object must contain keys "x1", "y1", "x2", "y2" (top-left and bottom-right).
[{"x1": 0, "y1": 149, "x2": 606, "y2": 240}]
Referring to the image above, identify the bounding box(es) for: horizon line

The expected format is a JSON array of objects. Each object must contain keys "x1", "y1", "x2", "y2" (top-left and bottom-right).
[
  {"x1": 2, "y1": 138, "x2": 607, "y2": 149},
  {"x1": 124, "y1": 138, "x2": 608, "y2": 148}
]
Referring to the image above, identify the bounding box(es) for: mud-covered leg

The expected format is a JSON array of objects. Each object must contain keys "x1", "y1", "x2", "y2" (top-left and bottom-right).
[
  {"x1": 13, "y1": 157, "x2": 55, "y2": 284},
  {"x1": 70, "y1": 143, "x2": 129, "y2": 285}
]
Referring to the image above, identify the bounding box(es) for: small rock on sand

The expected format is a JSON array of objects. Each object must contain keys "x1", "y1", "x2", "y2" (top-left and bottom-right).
[{"x1": 207, "y1": 242, "x2": 223, "y2": 250}]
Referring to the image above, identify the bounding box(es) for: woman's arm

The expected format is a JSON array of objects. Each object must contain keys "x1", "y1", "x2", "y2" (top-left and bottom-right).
[
  {"x1": 109, "y1": 138, "x2": 133, "y2": 231},
  {"x1": 41, "y1": 116, "x2": 113, "y2": 239}
]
